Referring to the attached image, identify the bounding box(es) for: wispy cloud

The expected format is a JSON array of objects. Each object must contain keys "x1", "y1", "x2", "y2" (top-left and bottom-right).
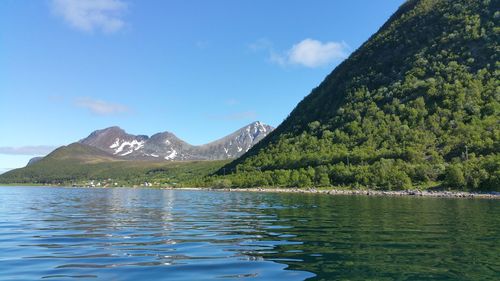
[
  {"x1": 51, "y1": 0, "x2": 128, "y2": 33},
  {"x1": 195, "y1": 40, "x2": 210, "y2": 49},
  {"x1": 74, "y1": 97, "x2": 130, "y2": 115},
  {"x1": 252, "y1": 38, "x2": 349, "y2": 68},
  {"x1": 207, "y1": 111, "x2": 257, "y2": 121},
  {"x1": 48, "y1": 94, "x2": 66, "y2": 103},
  {"x1": 249, "y1": 38, "x2": 273, "y2": 52},
  {"x1": 224, "y1": 98, "x2": 240, "y2": 106},
  {"x1": 0, "y1": 146, "x2": 58, "y2": 156}
]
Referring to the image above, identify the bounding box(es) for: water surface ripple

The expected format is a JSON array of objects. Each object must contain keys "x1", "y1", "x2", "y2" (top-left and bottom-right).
[{"x1": 0, "y1": 186, "x2": 498, "y2": 280}]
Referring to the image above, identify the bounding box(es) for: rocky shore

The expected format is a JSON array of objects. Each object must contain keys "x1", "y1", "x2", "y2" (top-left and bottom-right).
[{"x1": 169, "y1": 187, "x2": 500, "y2": 199}]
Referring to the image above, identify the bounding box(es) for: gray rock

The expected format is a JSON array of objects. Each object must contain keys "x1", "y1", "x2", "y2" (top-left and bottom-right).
[{"x1": 78, "y1": 121, "x2": 274, "y2": 161}]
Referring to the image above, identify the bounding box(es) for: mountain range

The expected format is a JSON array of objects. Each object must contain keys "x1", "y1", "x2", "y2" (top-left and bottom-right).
[
  {"x1": 40, "y1": 121, "x2": 274, "y2": 163},
  {"x1": 0, "y1": 121, "x2": 273, "y2": 185},
  {"x1": 79, "y1": 121, "x2": 273, "y2": 161}
]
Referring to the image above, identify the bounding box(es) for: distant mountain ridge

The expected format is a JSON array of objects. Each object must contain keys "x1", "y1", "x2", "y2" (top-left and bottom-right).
[
  {"x1": 0, "y1": 142, "x2": 227, "y2": 186},
  {"x1": 79, "y1": 121, "x2": 274, "y2": 161}
]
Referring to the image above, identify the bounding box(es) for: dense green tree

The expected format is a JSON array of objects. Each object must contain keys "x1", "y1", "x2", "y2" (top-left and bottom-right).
[
  {"x1": 212, "y1": 0, "x2": 499, "y2": 191},
  {"x1": 444, "y1": 163, "x2": 466, "y2": 189}
]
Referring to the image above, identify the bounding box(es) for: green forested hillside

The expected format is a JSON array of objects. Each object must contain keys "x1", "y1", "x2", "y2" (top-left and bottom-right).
[
  {"x1": 0, "y1": 143, "x2": 227, "y2": 186},
  {"x1": 213, "y1": 0, "x2": 500, "y2": 190}
]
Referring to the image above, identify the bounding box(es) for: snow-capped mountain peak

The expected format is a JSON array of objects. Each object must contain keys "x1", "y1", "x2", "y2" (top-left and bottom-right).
[{"x1": 78, "y1": 122, "x2": 274, "y2": 161}]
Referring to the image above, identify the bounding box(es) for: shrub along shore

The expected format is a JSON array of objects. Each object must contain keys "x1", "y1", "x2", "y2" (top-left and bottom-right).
[
  {"x1": 165, "y1": 187, "x2": 500, "y2": 199},
  {"x1": 3, "y1": 185, "x2": 499, "y2": 199}
]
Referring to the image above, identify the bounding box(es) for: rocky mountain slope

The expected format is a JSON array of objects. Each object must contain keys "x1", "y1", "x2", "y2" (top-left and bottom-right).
[{"x1": 79, "y1": 121, "x2": 274, "y2": 161}]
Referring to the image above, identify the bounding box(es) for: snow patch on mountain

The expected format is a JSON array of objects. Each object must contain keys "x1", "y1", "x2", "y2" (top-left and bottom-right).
[
  {"x1": 113, "y1": 140, "x2": 145, "y2": 155},
  {"x1": 110, "y1": 138, "x2": 120, "y2": 149},
  {"x1": 79, "y1": 121, "x2": 274, "y2": 161},
  {"x1": 165, "y1": 150, "x2": 177, "y2": 160},
  {"x1": 120, "y1": 149, "x2": 134, "y2": 156}
]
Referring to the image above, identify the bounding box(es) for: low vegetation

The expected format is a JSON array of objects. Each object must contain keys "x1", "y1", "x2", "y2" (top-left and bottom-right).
[{"x1": 0, "y1": 143, "x2": 228, "y2": 187}]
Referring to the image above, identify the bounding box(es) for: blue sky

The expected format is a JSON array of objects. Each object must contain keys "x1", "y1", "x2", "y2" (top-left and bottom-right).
[{"x1": 0, "y1": 0, "x2": 404, "y2": 172}]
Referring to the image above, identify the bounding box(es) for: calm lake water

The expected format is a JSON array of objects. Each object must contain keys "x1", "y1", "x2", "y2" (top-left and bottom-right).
[{"x1": 0, "y1": 186, "x2": 499, "y2": 280}]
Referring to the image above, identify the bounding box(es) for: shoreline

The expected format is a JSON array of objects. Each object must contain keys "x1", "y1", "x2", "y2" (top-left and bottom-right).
[
  {"x1": 167, "y1": 187, "x2": 500, "y2": 199},
  {"x1": 2, "y1": 185, "x2": 499, "y2": 199}
]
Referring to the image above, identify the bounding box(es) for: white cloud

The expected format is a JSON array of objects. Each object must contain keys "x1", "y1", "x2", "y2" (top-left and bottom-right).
[
  {"x1": 0, "y1": 146, "x2": 57, "y2": 156},
  {"x1": 51, "y1": 0, "x2": 127, "y2": 33},
  {"x1": 75, "y1": 97, "x2": 130, "y2": 115},
  {"x1": 286, "y1": 39, "x2": 348, "y2": 67},
  {"x1": 253, "y1": 38, "x2": 349, "y2": 68}
]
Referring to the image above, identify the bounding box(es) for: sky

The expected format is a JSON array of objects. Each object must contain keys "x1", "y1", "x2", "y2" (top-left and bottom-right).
[{"x1": 0, "y1": 0, "x2": 404, "y2": 172}]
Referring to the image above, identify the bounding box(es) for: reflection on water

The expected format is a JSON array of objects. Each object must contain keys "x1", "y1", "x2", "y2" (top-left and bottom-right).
[{"x1": 0, "y1": 186, "x2": 499, "y2": 280}]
